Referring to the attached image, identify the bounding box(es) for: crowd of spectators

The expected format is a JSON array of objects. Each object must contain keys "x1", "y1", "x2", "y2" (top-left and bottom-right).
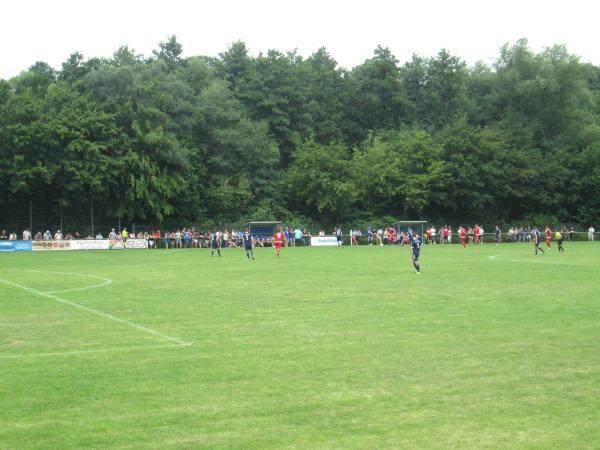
[{"x1": 0, "y1": 224, "x2": 596, "y2": 247}]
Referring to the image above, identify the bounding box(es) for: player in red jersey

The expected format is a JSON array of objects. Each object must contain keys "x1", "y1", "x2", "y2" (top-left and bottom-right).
[
  {"x1": 459, "y1": 226, "x2": 467, "y2": 248},
  {"x1": 545, "y1": 225, "x2": 552, "y2": 248},
  {"x1": 273, "y1": 227, "x2": 285, "y2": 256},
  {"x1": 474, "y1": 224, "x2": 481, "y2": 245}
]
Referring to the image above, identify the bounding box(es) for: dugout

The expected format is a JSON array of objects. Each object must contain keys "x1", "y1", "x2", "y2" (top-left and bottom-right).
[
  {"x1": 395, "y1": 220, "x2": 427, "y2": 237},
  {"x1": 247, "y1": 221, "x2": 282, "y2": 240}
]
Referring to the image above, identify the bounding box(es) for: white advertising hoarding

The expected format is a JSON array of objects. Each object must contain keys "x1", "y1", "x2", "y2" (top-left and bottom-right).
[
  {"x1": 310, "y1": 236, "x2": 339, "y2": 246},
  {"x1": 109, "y1": 239, "x2": 148, "y2": 250}
]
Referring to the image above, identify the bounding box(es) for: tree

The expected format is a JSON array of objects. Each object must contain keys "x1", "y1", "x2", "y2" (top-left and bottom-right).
[{"x1": 282, "y1": 141, "x2": 354, "y2": 221}]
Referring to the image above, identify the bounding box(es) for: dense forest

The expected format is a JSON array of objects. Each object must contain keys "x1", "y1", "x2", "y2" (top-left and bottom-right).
[{"x1": 1, "y1": 37, "x2": 599, "y2": 232}]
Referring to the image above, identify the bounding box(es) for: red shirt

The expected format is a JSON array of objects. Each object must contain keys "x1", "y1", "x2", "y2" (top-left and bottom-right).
[
  {"x1": 274, "y1": 232, "x2": 284, "y2": 243},
  {"x1": 474, "y1": 226, "x2": 480, "y2": 236},
  {"x1": 546, "y1": 229, "x2": 552, "y2": 239}
]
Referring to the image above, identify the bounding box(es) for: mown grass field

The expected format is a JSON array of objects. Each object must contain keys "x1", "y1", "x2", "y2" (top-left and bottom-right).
[{"x1": 1, "y1": 242, "x2": 599, "y2": 449}]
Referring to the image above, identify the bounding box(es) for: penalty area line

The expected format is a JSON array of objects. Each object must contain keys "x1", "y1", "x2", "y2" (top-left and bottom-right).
[{"x1": 0, "y1": 277, "x2": 191, "y2": 346}]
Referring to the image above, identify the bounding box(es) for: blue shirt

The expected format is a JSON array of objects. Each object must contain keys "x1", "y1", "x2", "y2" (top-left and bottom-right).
[{"x1": 410, "y1": 235, "x2": 422, "y2": 253}]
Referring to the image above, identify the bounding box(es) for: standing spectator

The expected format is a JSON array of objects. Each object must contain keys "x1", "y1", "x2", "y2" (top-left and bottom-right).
[
  {"x1": 34, "y1": 231, "x2": 43, "y2": 240},
  {"x1": 0, "y1": 230, "x2": 7, "y2": 240},
  {"x1": 284, "y1": 227, "x2": 290, "y2": 247},
  {"x1": 588, "y1": 225, "x2": 595, "y2": 241},
  {"x1": 175, "y1": 230, "x2": 182, "y2": 248},
  {"x1": 367, "y1": 226, "x2": 373, "y2": 246},
  {"x1": 22, "y1": 229, "x2": 31, "y2": 240},
  {"x1": 54, "y1": 230, "x2": 63, "y2": 240},
  {"x1": 303, "y1": 229, "x2": 311, "y2": 246},
  {"x1": 9, "y1": 232, "x2": 17, "y2": 240},
  {"x1": 43, "y1": 230, "x2": 52, "y2": 240},
  {"x1": 293, "y1": 227, "x2": 302, "y2": 247}
]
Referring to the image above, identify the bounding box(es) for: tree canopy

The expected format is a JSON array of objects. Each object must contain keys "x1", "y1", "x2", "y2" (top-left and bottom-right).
[{"x1": 1, "y1": 37, "x2": 598, "y2": 230}]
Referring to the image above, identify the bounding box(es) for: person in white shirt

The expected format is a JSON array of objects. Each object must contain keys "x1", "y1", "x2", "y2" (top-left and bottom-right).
[
  {"x1": 22, "y1": 229, "x2": 31, "y2": 240},
  {"x1": 589, "y1": 226, "x2": 595, "y2": 241}
]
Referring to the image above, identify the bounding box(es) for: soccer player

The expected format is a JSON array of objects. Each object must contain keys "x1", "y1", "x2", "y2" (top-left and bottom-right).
[
  {"x1": 243, "y1": 228, "x2": 254, "y2": 260},
  {"x1": 459, "y1": 226, "x2": 467, "y2": 248},
  {"x1": 495, "y1": 225, "x2": 501, "y2": 246},
  {"x1": 335, "y1": 226, "x2": 343, "y2": 246},
  {"x1": 532, "y1": 227, "x2": 545, "y2": 255},
  {"x1": 210, "y1": 230, "x2": 221, "y2": 257},
  {"x1": 121, "y1": 227, "x2": 129, "y2": 249},
  {"x1": 273, "y1": 227, "x2": 285, "y2": 256},
  {"x1": 409, "y1": 231, "x2": 422, "y2": 274},
  {"x1": 545, "y1": 226, "x2": 552, "y2": 248},
  {"x1": 555, "y1": 229, "x2": 565, "y2": 253},
  {"x1": 474, "y1": 224, "x2": 481, "y2": 245}
]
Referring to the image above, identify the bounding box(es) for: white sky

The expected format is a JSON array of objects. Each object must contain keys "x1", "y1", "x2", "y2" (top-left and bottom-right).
[{"x1": 1, "y1": 0, "x2": 599, "y2": 79}]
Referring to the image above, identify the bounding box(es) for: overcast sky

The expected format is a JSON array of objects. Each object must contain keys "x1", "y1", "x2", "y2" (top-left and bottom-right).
[{"x1": 2, "y1": 0, "x2": 599, "y2": 79}]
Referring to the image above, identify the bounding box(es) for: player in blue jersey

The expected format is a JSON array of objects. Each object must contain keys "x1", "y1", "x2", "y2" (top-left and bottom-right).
[
  {"x1": 409, "y1": 231, "x2": 422, "y2": 274},
  {"x1": 243, "y1": 228, "x2": 255, "y2": 260},
  {"x1": 210, "y1": 230, "x2": 221, "y2": 257},
  {"x1": 335, "y1": 226, "x2": 343, "y2": 246},
  {"x1": 532, "y1": 227, "x2": 545, "y2": 255}
]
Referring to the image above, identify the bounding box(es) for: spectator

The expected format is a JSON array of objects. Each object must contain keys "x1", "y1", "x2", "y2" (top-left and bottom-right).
[
  {"x1": 22, "y1": 229, "x2": 31, "y2": 240},
  {"x1": 588, "y1": 225, "x2": 595, "y2": 241},
  {"x1": 303, "y1": 229, "x2": 311, "y2": 246},
  {"x1": 9, "y1": 232, "x2": 17, "y2": 240},
  {"x1": 294, "y1": 227, "x2": 302, "y2": 247},
  {"x1": 54, "y1": 230, "x2": 63, "y2": 240},
  {"x1": 376, "y1": 228, "x2": 384, "y2": 246},
  {"x1": 34, "y1": 231, "x2": 43, "y2": 240},
  {"x1": 96, "y1": 232, "x2": 103, "y2": 239},
  {"x1": 0, "y1": 230, "x2": 7, "y2": 240}
]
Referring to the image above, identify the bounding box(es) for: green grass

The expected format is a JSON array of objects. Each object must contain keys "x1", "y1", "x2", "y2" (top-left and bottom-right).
[{"x1": 1, "y1": 242, "x2": 599, "y2": 449}]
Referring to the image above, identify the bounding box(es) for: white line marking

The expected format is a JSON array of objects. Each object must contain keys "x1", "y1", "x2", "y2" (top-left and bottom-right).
[
  {"x1": 0, "y1": 343, "x2": 192, "y2": 360},
  {"x1": 0, "y1": 277, "x2": 191, "y2": 346},
  {"x1": 0, "y1": 269, "x2": 112, "y2": 294}
]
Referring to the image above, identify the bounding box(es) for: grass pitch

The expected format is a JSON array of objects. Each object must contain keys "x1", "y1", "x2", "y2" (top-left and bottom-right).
[{"x1": 1, "y1": 242, "x2": 599, "y2": 449}]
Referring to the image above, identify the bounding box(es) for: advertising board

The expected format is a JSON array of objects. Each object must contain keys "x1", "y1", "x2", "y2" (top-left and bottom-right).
[
  {"x1": 310, "y1": 236, "x2": 339, "y2": 246},
  {"x1": 0, "y1": 240, "x2": 33, "y2": 252}
]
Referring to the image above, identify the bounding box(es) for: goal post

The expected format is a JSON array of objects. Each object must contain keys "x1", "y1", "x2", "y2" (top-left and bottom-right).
[
  {"x1": 395, "y1": 220, "x2": 427, "y2": 237},
  {"x1": 247, "y1": 221, "x2": 282, "y2": 240}
]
